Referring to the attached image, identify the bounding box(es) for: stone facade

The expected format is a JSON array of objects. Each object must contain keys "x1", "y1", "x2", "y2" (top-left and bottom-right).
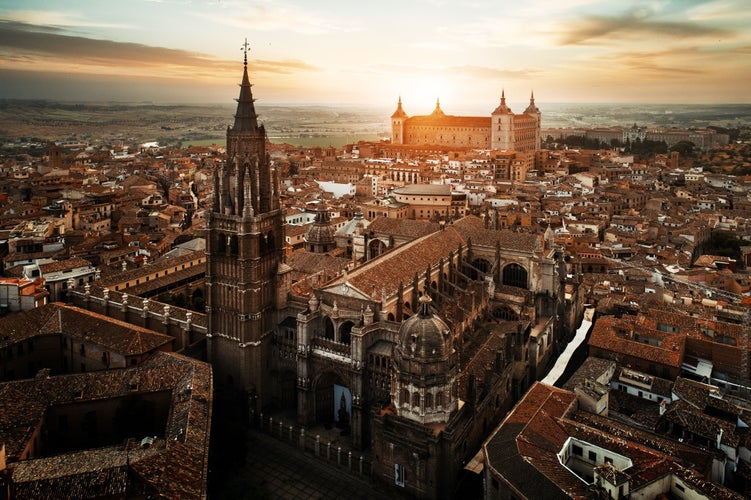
[{"x1": 391, "y1": 92, "x2": 541, "y2": 152}]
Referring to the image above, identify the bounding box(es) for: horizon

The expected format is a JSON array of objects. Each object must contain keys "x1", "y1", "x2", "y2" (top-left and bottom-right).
[
  {"x1": 4, "y1": 97, "x2": 751, "y2": 111},
  {"x1": 1, "y1": 1, "x2": 749, "y2": 107}
]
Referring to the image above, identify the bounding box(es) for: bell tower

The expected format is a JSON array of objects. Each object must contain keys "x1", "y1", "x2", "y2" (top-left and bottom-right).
[{"x1": 206, "y1": 40, "x2": 289, "y2": 406}]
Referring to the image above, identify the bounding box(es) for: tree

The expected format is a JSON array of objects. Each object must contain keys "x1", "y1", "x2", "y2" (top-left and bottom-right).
[{"x1": 670, "y1": 140, "x2": 696, "y2": 158}]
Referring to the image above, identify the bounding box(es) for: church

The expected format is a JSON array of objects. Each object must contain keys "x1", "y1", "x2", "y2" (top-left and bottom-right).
[
  {"x1": 390, "y1": 92, "x2": 541, "y2": 151},
  {"x1": 206, "y1": 50, "x2": 570, "y2": 498}
]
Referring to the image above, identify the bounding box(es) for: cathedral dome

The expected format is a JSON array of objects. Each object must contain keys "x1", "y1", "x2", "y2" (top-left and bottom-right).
[
  {"x1": 305, "y1": 222, "x2": 335, "y2": 246},
  {"x1": 304, "y1": 200, "x2": 336, "y2": 252},
  {"x1": 396, "y1": 295, "x2": 451, "y2": 361}
]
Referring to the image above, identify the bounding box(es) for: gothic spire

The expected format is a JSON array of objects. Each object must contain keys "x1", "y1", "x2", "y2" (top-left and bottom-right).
[{"x1": 233, "y1": 38, "x2": 259, "y2": 132}]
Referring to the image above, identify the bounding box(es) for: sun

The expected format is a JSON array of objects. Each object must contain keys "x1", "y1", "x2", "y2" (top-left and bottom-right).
[{"x1": 399, "y1": 73, "x2": 455, "y2": 113}]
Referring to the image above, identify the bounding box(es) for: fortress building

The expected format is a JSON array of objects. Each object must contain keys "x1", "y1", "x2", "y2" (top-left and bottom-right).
[{"x1": 390, "y1": 91, "x2": 541, "y2": 151}]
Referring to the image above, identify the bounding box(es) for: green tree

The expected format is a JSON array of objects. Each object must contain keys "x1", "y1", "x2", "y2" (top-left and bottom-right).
[{"x1": 670, "y1": 140, "x2": 696, "y2": 158}]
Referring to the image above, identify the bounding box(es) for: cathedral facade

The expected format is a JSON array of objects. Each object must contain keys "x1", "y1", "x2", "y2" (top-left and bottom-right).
[
  {"x1": 208, "y1": 55, "x2": 568, "y2": 498},
  {"x1": 390, "y1": 92, "x2": 541, "y2": 151}
]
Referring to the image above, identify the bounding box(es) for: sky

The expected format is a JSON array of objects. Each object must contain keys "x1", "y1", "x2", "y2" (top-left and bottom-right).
[{"x1": 0, "y1": 0, "x2": 749, "y2": 112}]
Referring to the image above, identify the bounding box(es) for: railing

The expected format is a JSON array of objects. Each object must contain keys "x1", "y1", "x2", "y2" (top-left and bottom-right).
[
  {"x1": 250, "y1": 410, "x2": 374, "y2": 481},
  {"x1": 311, "y1": 336, "x2": 351, "y2": 356}
]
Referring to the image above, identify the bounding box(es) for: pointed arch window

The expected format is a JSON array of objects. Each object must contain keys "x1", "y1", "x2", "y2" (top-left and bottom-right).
[{"x1": 502, "y1": 263, "x2": 528, "y2": 289}]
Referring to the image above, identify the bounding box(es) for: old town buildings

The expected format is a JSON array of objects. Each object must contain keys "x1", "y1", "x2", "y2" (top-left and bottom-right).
[{"x1": 0, "y1": 45, "x2": 750, "y2": 499}]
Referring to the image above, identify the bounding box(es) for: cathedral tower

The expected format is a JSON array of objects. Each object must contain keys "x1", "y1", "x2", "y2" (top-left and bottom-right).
[{"x1": 206, "y1": 41, "x2": 289, "y2": 406}]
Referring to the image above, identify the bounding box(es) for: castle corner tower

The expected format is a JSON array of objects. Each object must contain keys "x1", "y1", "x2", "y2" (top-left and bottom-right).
[
  {"x1": 206, "y1": 41, "x2": 289, "y2": 406},
  {"x1": 390, "y1": 97, "x2": 408, "y2": 145}
]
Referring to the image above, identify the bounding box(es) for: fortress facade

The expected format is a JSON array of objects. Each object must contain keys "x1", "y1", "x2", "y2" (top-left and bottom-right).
[{"x1": 390, "y1": 92, "x2": 541, "y2": 151}]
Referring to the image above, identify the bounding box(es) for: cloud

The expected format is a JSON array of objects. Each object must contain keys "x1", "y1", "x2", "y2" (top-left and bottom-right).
[
  {"x1": 453, "y1": 65, "x2": 542, "y2": 80},
  {"x1": 556, "y1": 6, "x2": 734, "y2": 46},
  {"x1": 253, "y1": 59, "x2": 320, "y2": 74},
  {"x1": 197, "y1": 1, "x2": 351, "y2": 35},
  {"x1": 374, "y1": 62, "x2": 540, "y2": 81},
  {"x1": 0, "y1": 9, "x2": 132, "y2": 30},
  {"x1": 0, "y1": 20, "x2": 317, "y2": 79},
  {"x1": 687, "y1": 0, "x2": 751, "y2": 21}
]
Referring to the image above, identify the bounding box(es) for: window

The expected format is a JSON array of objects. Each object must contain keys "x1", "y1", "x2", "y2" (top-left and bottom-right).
[
  {"x1": 588, "y1": 450, "x2": 596, "y2": 461},
  {"x1": 604, "y1": 456, "x2": 613, "y2": 464},
  {"x1": 572, "y1": 444, "x2": 583, "y2": 456}
]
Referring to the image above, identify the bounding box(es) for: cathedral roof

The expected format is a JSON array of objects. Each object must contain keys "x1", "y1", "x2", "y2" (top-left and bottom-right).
[{"x1": 326, "y1": 225, "x2": 466, "y2": 300}]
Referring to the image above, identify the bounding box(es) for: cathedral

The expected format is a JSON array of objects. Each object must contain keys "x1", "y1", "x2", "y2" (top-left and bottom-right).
[
  {"x1": 390, "y1": 92, "x2": 541, "y2": 151},
  {"x1": 207, "y1": 51, "x2": 569, "y2": 498}
]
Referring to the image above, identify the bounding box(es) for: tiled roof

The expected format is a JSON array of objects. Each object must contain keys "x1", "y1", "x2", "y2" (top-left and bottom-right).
[
  {"x1": 38, "y1": 257, "x2": 94, "y2": 274},
  {"x1": 453, "y1": 216, "x2": 541, "y2": 253},
  {"x1": 562, "y1": 356, "x2": 615, "y2": 391},
  {"x1": 483, "y1": 383, "x2": 580, "y2": 499},
  {"x1": 329, "y1": 226, "x2": 467, "y2": 300},
  {"x1": 3, "y1": 351, "x2": 212, "y2": 499},
  {"x1": 367, "y1": 217, "x2": 441, "y2": 239},
  {"x1": 588, "y1": 315, "x2": 685, "y2": 368},
  {"x1": 485, "y1": 382, "x2": 742, "y2": 499},
  {"x1": 97, "y1": 249, "x2": 204, "y2": 289},
  {"x1": 0, "y1": 303, "x2": 173, "y2": 355},
  {"x1": 406, "y1": 115, "x2": 490, "y2": 128},
  {"x1": 392, "y1": 184, "x2": 451, "y2": 196},
  {"x1": 287, "y1": 250, "x2": 350, "y2": 277}
]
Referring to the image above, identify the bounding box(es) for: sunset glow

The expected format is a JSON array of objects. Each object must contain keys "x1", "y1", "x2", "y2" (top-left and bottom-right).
[{"x1": 0, "y1": 0, "x2": 749, "y2": 107}]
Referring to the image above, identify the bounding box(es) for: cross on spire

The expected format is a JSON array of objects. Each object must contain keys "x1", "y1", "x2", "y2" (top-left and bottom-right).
[{"x1": 241, "y1": 38, "x2": 250, "y2": 67}]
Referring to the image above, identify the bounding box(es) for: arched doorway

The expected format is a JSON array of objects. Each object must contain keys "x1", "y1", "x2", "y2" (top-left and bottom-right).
[{"x1": 314, "y1": 372, "x2": 351, "y2": 429}]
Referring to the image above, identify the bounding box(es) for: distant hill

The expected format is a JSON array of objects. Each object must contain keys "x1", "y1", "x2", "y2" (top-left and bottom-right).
[{"x1": 1, "y1": 100, "x2": 748, "y2": 148}]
